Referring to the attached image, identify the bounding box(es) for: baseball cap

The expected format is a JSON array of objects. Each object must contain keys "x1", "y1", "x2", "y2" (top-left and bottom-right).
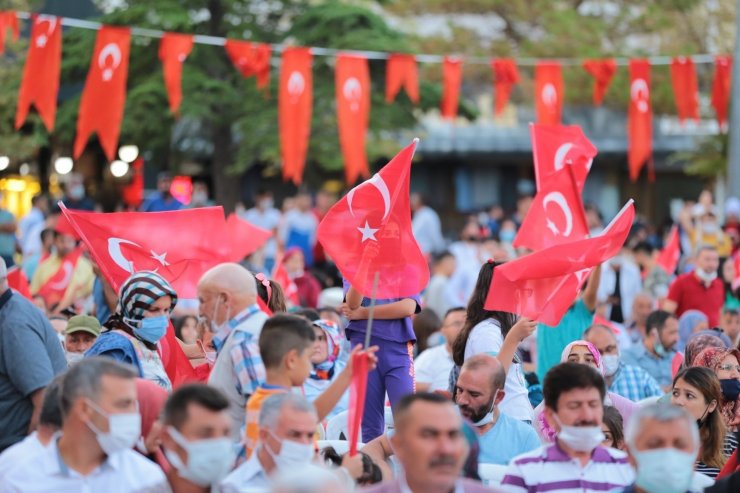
[{"x1": 64, "y1": 315, "x2": 102, "y2": 337}]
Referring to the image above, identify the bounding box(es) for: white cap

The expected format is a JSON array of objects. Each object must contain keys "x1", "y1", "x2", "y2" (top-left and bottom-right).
[
  {"x1": 317, "y1": 288, "x2": 344, "y2": 309},
  {"x1": 726, "y1": 197, "x2": 740, "y2": 218}
]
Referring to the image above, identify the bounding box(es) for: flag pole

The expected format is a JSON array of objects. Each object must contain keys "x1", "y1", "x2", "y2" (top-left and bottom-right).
[{"x1": 364, "y1": 272, "x2": 380, "y2": 349}]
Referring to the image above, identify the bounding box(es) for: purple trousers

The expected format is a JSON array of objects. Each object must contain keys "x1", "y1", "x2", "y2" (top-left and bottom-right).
[{"x1": 350, "y1": 334, "x2": 415, "y2": 442}]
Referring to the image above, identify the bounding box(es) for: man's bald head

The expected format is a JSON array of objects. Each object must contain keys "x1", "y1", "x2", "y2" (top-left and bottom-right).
[
  {"x1": 199, "y1": 263, "x2": 257, "y2": 295},
  {"x1": 584, "y1": 324, "x2": 619, "y2": 357},
  {"x1": 197, "y1": 263, "x2": 257, "y2": 326},
  {"x1": 460, "y1": 354, "x2": 505, "y2": 392}
]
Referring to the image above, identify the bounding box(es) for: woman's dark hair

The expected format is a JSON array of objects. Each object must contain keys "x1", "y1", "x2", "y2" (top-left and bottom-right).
[
  {"x1": 257, "y1": 278, "x2": 287, "y2": 313},
  {"x1": 174, "y1": 315, "x2": 200, "y2": 341},
  {"x1": 602, "y1": 406, "x2": 624, "y2": 450},
  {"x1": 452, "y1": 262, "x2": 516, "y2": 366},
  {"x1": 320, "y1": 447, "x2": 382, "y2": 485},
  {"x1": 672, "y1": 366, "x2": 726, "y2": 469},
  {"x1": 413, "y1": 308, "x2": 441, "y2": 355}
]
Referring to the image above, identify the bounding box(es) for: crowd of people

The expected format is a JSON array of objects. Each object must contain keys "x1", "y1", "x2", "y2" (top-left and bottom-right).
[{"x1": 0, "y1": 175, "x2": 740, "y2": 493}]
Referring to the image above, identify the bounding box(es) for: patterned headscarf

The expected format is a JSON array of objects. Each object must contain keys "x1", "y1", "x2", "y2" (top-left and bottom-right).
[
  {"x1": 691, "y1": 346, "x2": 740, "y2": 426},
  {"x1": 310, "y1": 319, "x2": 342, "y2": 381},
  {"x1": 560, "y1": 340, "x2": 604, "y2": 375},
  {"x1": 684, "y1": 333, "x2": 727, "y2": 368},
  {"x1": 113, "y1": 271, "x2": 178, "y2": 327}
]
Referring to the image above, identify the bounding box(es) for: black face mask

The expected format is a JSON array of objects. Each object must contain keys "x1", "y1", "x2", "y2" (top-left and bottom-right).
[{"x1": 720, "y1": 378, "x2": 740, "y2": 401}]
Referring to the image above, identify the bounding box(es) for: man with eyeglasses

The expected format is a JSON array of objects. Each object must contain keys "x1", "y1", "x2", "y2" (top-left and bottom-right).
[{"x1": 414, "y1": 307, "x2": 466, "y2": 392}]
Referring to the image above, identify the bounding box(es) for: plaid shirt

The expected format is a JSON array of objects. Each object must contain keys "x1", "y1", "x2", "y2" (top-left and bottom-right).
[
  {"x1": 609, "y1": 361, "x2": 663, "y2": 402},
  {"x1": 212, "y1": 305, "x2": 265, "y2": 396}
]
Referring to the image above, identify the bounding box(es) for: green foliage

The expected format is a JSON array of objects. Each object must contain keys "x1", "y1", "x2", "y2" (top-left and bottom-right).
[{"x1": 669, "y1": 133, "x2": 729, "y2": 179}]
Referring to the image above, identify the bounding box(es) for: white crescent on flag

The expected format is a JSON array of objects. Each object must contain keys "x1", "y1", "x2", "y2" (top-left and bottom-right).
[
  {"x1": 542, "y1": 83, "x2": 557, "y2": 107},
  {"x1": 631, "y1": 79, "x2": 649, "y2": 113},
  {"x1": 543, "y1": 191, "x2": 574, "y2": 237},
  {"x1": 98, "y1": 43, "x2": 122, "y2": 81},
  {"x1": 35, "y1": 16, "x2": 57, "y2": 48},
  {"x1": 346, "y1": 173, "x2": 391, "y2": 221},
  {"x1": 48, "y1": 262, "x2": 74, "y2": 290},
  {"x1": 553, "y1": 143, "x2": 574, "y2": 171},
  {"x1": 108, "y1": 237, "x2": 141, "y2": 273},
  {"x1": 343, "y1": 77, "x2": 362, "y2": 112},
  {"x1": 288, "y1": 71, "x2": 305, "y2": 97}
]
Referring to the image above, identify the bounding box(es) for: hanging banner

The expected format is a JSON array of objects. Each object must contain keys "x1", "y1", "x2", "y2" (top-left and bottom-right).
[
  {"x1": 582, "y1": 59, "x2": 616, "y2": 106},
  {"x1": 535, "y1": 61, "x2": 563, "y2": 125},
  {"x1": 441, "y1": 56, "x2": 462, "y2": 120},
  {"x1": 711, "y1": 55, "x2": 732, "y2": 131},
  {"x1": 670, "y1": 57, "x2": 699, "y2": 123},
  {"x1": 386, "y1": 53, "x2": 419, "y2": 104},
  {"x1": 336, "y1": 54, "x2": 371, "y2": 185},
  {"x1": 628, "y1": 59, "x2": 653, "y2": 182},
  {"x1": 279, "y1": 47, "x2": 313, "y2": 184},
  {"x1": 491, "y1": 59, "x2": 519, "y2": 116},
  {"x1": 224, "y1": 40, "x2": 272, "y2": 91},
  {"x1": 159, "y1": 33, "x2": 194, "y2": 116}
]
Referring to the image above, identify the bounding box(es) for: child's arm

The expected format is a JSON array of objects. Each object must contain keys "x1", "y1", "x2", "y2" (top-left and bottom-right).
[
  {"x1": 342, "y1": 298, "x2": 417, "y2": 321},
  {"x1": 496, "y1": 317, "x2": 537, "y2": 373},
  {"x1": 346, "y1": 286, "x2": 364, "y2": 310}
]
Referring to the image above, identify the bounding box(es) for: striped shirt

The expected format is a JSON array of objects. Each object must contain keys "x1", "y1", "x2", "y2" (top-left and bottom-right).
[
  {"x1": 609, "y1": 362, "x2": 663, "y2": 402},
  {"x1": 244, "y1": 385, "x2": 288, "y2": 458},
  {"x1": 695, "y1": 431, "x2": 739, "y2": 478},
  {"x1": 501, "y1": 443, "x2": 634, "y2": 493},
  {"x1": 212, "y1": 305, "x2": 265, "y2": 397}
]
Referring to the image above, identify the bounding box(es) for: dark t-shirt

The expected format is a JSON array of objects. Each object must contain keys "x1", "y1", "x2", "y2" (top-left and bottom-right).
[{"x1": 0, "y1": 290, "x2": 67, "y2": 451}]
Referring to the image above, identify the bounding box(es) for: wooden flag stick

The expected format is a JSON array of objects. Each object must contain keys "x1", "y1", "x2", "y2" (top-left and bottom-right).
[{"x1": 364, "y1": 272, "x2": 380, "y2": 349}]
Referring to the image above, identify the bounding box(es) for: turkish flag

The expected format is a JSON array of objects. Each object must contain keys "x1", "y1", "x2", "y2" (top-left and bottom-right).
[
  {"x1": 712, "y1": 56, "x2": 732, "y2": 130},
  {"x1": 531, "y1": 123, "x2": 597, "y2": 193},
  {"x1": 491, "y1": 59, "x2": 519, "y2": 116},
  {"x1": 15, "y1": 15, "x2": 62, "y2": 132},
  {"x1": 487, "y1": 201, "x2": 634, "y2": 325},
  {"x1": 7, "y1": 267, "x2": 32, "y2": 300},
  {"x1": 74, "y1": 26, "x2": 131, "y2": 161},
  {"x1": 60, "y1": 205, "x2": 230, "y2": 298},
  {"x1": 317, "y1": 140, "x2": 429, "y2": 299},
  {"x1": 36, "y1": 248, "x2": 84, "y2": 309},
  {"x1": 225, "y1": 40, "x2": 271, "y2": 91},
  {"x1": 336, "y1": 54, "x2": 371, "y2": 185},
  {"x1": 0, "y1": 11, "x2": 19, "y2": 54},
  {"x1": 279, "y1": 47, "x2": 313, "y2": 184},
  {"x1": 441, "y1": 57, "x2": 462, "y2": 120},
  {"x1": 535, "y1": 62, "x2": 563, "y2": 125},
  {"x1": 225, "y1": 213, "x2": 272, "y2": 262},
  {"x1": 160, "y1": 322, "x2": 201, "y2": 387},
  {"x1": 657, "y1": 225, "x2": 681, "y2": 276},
  {"x1": 348, "y1": 352, "x2": 369, "y2": 456},
  {"x1": 159, "y1": 33, "x2": 193, "y2": 116},
  {"x1": 628, "y1": 59, "x2": 653, "y2": 182},
  {"x1": 670, "y1": 57, "x2": 699, "y2": 123},
  {"x1": 514, "y1": 166, "x2": 589, "y2": 251},
  {"x1": 272, "y1": 251, "x2": 300, "y2": 306},
  {"x1": 582, "y1": 59, "x2": 616, "y2": 106},
  {"x1": 386, "y1": 54, "x2": 419, "y2": 104}
]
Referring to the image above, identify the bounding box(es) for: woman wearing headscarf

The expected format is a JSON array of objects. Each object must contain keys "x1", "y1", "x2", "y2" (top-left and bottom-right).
[
  {"x1": 86, "y1": 271, "x2": 178, "y2": 390},
  {"x1": 134, "y1": 378, "x2": 169, "y2": 470},
  {"x1": 678, "y1": 309, "x2": 709, "y2": 352},
  {"x1": 303, "y1": 319, "x2": 348, "y2": 420},
  {"x1": 534, "y1": 340, "x2": 638, "y2": 442}
]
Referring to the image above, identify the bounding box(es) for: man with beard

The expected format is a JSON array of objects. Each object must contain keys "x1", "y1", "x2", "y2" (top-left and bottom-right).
[
  {"x1": 502, "y1": 363, "x2": 634, "y2": 492},
  {"x1": 455, "y1": 355, "x2": 540, "y2": 465},
  {"x1": 622, "y1": 310, "x2": 679, "y2": 391}
]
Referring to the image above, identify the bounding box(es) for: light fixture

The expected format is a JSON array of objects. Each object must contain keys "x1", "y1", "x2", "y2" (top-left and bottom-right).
[
  {"x1": 110, "y1": 160, "x2": 130, "y2": 178},
  {"x1": 118, "y1": 145, "x2": 139, "y2": 163},
  {"x1": 54, "y1": 157, "x2": 73, "y2": 175},
  {"x1": 19, "y1": 163, "x2": 30, "y2": 176},
  {"x1": 0, "y1": 156, "x2": 9, "y2": 171}
]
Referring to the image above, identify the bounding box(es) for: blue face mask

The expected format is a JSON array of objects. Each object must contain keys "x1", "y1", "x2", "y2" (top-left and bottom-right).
[
  {"x1": 134, "y1": 315, "x2": 169, "y2": 343},
  {"x1": 633, "y1": 448, "x2": 695, "y2": 493},
  {"x1": 500, "y1": 230, "x2": 516, "y2": 243}
]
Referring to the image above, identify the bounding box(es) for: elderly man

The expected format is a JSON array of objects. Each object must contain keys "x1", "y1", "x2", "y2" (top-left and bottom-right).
[
  {"x1": 364, "y1": 392, "x2": 498, "y2": 493},
  {"x1": 161, "y1": 384, "x2": 235, "y2": 492},
  {"x1": 621, "y1": 402, "x2": 707, "y2": 493},
  {"x1": 624, "y1": 292, "x2": 655, "y2": 345},
  {"x1": 0, "y1": 257, "x2": 66, "y2": 453},
  {"x1": 502, "y1": 363, "x2": 634, "y2": 492},
  {"x1": 63, "y1": 315, "x2": 101, "y2": 364},
  {"x1": 198, "y1": 262, "x2": 269, "y2": 440},
  {"x1": 0, "y1": 357, "x2": 167, "y2": 492},
  {"x1": 219, "y1": 393, "x2": 318, "y2": 492},
  {"x1": 455, "y1": 355, "x2": 540, "y2": 465},
  {"x1": 584, "y1": 324, "x2": 662, "y2": 402}
]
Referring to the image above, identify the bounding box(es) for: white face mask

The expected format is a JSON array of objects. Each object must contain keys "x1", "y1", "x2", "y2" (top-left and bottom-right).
[
  {"x1": 65, "y1": 351, "x2": 85, "y2": 365},
  {"x1": 601, "y1": 354, "x2": 620, "y2": 377},
  {"x1": 696, "y1": 268, "x2": 718, "y2": 283},
  {"x1": 472, "y1": 390, "x2": 498, "y2": 427},
  {"x1": 207, "y1": 296, "x2": 230, "y2": 334},
  {"x1": 633, "y1": 448, "x2": 695, "y2": 493},
  {"x1": 164, "y1": 426, "x2": 236, "y2": 487},
  {"x1": 265, "y1": 431, "x2": 314, "y2": 470},
  {"x1": 85, "y1": 399, "x2": 141, "y2": 455},
  {"x1": 553, "y1": 414, "x2": 605, "y2": 452}
]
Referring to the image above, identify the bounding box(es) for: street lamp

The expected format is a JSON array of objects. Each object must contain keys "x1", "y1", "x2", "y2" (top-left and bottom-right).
[
  {"x1": 0, "y1": 156, "x2": 8, "y2": 171},
  {"x1": 110, "y1": 160, "x2": 130, "y2": 178},
  {"x1": 54, "y1": 156, "x2": 73, "y2": 175},
  {"x1": 118, "y1": 145, "x2": 139, "y2": 163}
]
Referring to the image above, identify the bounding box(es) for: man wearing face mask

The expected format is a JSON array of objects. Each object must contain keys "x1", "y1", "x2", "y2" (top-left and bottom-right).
[
  {"x1": 61, "y1": 174, "x2": 95, "y2": 211},
  {"x1": 219, "y1": 393, "x2": 318, "y2": 492},
  {"x1": 502, "y1": 363, "x2": 634, "y2": 492},
  {"x1": 161, "y1": 384, "x2": 235, "y2": 492},
  {"x1": 63, "y1": 315, "x2": 101, "y2": 365},
  {"x1": 584, "y1": 324, "x2": 662, "y2": 402},
  {"x1": 455, "y1": 355, "x2": 540, "y2": 465},
  {"x1": 664, "y1": 246, "x2": 724, "y2": 328},
  {"x1": 622, "y1": 310, "x2": 679, "y2": 390},
  {"x1": 621, "y1": 402, "x2": 706, "y2": 493},
  {"x1": 0, "y1": 357, "x2": 168, "y2": 492},
  {"x1": 197, "y1": 263, "x2": 268, "y2": 441}
]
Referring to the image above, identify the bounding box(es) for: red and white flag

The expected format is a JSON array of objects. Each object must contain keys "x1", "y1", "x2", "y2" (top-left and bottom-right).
[
  {"x1": 531, "y1": 123, "x2": 597, "y2": 193},
  {"x1": 279, "y1": 47, "x2": 313, "y2": 184},
  {"x1": 491, "y1": 59, "x2": 519, "y2": 116},
  {"x1": 272, "y1": 251, "x2": 300, "y2": 306},
  {"x1": 16, "y1": 15, "x2": 62, "y2": 132},
  {"x1": 317, "y1": 140, "x2": 429, "y2": 298},
  {"x1": 74, "y1": 26, "x2": 131, "y2": 160},
  {"x1": 441, "y1": 57, "x2": 462, "y2": 120},
  {"x1": 582, "y1": 59, "x2": 616, "y2": 106},
  {"x1": 159, "y1": 33, "x2": 194, "y2": 116},
  {"x1": 514, "y1": 166, "x2": 589, "y2": 251},
  {"x1": 225, "y1": 40, "x2": 272, "y2": 91},
  {"x1": 628, "y1": 59, "x2": 653, "y2": 182},
  {"x1": 711, "y1": 56, "x2": 732, "y2": 130},
  {"x1": 670, "y1": 57, "x2": 699, "y2": 123},
  {"x1": 486, "y1": 201, "x2": 634, "y2": 325},
  {"x1": 0, "y1": 11, "x2": 19, "y2": 54},
  {"x1": 535, "y1": 62, "x2": 563, "y2": 125},
  {"x1": 657, "y1": 226, "x2": 680, "y2": 276},
  {"x1": 225, "y1": 213, "x2": 272, "y2": 262},
  {"x1": 386, "y1": 54, "x2": 419, "y2": 104},
  {"x1": 336, "y1": 54, "x2": 371, "y2": 185},
  {"x1": 7, "y1": 266, "x2": 32, "y2": 300}
]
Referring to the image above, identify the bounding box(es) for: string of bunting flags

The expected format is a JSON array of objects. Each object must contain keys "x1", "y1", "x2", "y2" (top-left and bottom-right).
[{"x1": 0, "y1": 10, "x2": 733, "y2": 185}]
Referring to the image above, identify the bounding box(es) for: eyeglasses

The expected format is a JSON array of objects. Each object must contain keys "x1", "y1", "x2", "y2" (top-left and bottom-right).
[
  {"x1": 255, "y1": 273, "x2": 272, "y2": 304},
  {"x1": 718, "y1": 364, "x2": 740, "y2": 373}
]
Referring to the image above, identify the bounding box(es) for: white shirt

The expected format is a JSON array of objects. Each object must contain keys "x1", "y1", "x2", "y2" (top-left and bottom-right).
[
  {"x1": 0, "y1": 432, "x2": 46, "y2": 478},
  {"x1": 414, "y1": 344, "x2": 454, "y2": 392},
  {"x1": 597, "y1": 258, "x2": 643, "y2": 323},
  {"x1": 412, "y1": 206, "x2": 445, "y2": 255},
  {"x1": 18, "y1": 208, "x2": 45, "y2": 257},
  {"x1": 0, "y1": 437, "x2": 168, "y2": 493},
  {"x1": 242, "y1": 207, "x2": 281, "y2": 258},
  {"x1": 218, "y1": 451, "x2": 271, "y2": 493},
  {"x1": 464, "y1": 319, "x2": 534, "y2": 421}
]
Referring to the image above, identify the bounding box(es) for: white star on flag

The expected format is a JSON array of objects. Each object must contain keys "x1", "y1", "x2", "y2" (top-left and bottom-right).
[
  {"x1": 150, "y1": 250, "x2": 170, "y2": 267},
  {"x1": 357, "y1": 221, "x2": 379, "y2": 242}
]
